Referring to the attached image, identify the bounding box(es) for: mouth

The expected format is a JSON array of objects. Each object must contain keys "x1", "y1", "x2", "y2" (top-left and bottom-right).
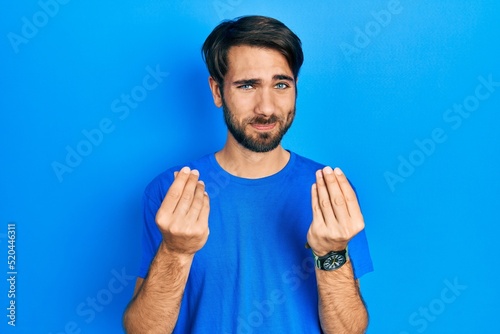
[{"x1": 250, "y1": 123, "x2": 277, "y2": 131}]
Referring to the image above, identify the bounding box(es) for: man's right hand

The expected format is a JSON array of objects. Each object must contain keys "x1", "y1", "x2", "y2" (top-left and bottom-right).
[
  {"x1": 155, "y1": 166, "x2": 210, "y2": 256},
  {"x1": 124, "y1": 166, "x2": 209, "y2": 333}
]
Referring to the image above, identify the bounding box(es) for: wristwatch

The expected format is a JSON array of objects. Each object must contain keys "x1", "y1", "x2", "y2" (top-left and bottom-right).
[{"x1": 313, "y1": 249, "x2": 347, "y2": 271}]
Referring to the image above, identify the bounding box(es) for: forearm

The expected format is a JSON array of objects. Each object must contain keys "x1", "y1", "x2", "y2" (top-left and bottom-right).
[
  {"x1": 316, "y1": 260, "x2": 368, "y2": 334},
  {"x1": 123, "y1": 242, "x2": 193, "y2": 334}
]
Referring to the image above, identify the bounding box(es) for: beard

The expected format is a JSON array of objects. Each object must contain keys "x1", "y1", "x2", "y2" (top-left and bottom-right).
[{"x1": 222, "y1": 98, "x2": 296, "y2": 153}]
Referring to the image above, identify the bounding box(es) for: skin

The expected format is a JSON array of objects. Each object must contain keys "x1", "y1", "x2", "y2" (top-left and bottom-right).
[
  {"x1": 210, "y1": 45, "x2": 297, "y2": 177},
  {"x1": 123, "y1": 45, "x2": 367, "y2": 333},
  {"x1": 123, "y1": 167, "x2": 209, "y2": 333},
  {"x1": 309, "y1": 166, "x2": 368, "y2": 333}
]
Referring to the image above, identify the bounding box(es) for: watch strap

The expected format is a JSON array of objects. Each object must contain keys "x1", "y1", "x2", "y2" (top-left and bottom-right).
[{"x1": 313, "y1": 248, "x2": 348, "y2": 271}]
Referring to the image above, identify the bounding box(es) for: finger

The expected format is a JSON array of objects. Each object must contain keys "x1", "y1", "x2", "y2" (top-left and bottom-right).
[
  {"x1": 323, "y1": 166, "x2": 350, "y2": 222},
  {"x1": 174, "y1": 169, "x2": 201, "y2": 215},
  {"x1": 186, "y1": 180, "x2": 206, "y2": 221},
  {"x1": 333, "y1": 168, "x2": 363, "y2": 219},
  {"x1": 315, "y1": 169, "x2": 336, "y2": 225},
  {"x1": 307, "y1": 183, "x2": 323, "y2": 249},
  {"x1": 310, "y1": 183, "x2": 324, "y2": 223},
  {"x1": 161, "y1": 166, "x2": 191, "y2": 214},
  {"x1": 199, "y1": 192, "x2": 210, "y2": 231}
]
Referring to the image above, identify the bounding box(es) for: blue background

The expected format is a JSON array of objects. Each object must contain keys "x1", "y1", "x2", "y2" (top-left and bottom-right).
[{"x1": 1, "y1": 0, "x2": 499, "y2": 333}]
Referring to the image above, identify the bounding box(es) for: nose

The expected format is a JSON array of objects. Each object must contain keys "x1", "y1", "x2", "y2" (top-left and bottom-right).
[{"x1": 255, "y1": 88, "x2": 275, "y2": 116}]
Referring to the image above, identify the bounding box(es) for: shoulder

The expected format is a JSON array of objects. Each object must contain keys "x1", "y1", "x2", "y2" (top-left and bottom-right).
[
  {"x1": 290, "y1": 151, "x2": 326, "y2": 172},
  {"x1": 290, "y1": 151, "x2": 358, "y2": 190},
  {"x1": 282, "y1": 152, "x2": 325, "y2": 187},
  {"x1": 143, "y1": 153, "x2": 214, "y2": 202}
]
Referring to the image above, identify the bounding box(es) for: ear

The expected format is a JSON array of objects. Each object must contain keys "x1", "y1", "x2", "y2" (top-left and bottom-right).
[{"x1": 208, "y1": 76, "x2": 223, "y2": 108}]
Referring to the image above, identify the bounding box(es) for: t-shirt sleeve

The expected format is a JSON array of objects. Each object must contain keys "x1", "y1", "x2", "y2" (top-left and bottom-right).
[
  {"x1": 348, "y1": 228, "x2": 374, "y2": 279},
  {"x1": 347, "y1": 181, "x2": 374, "y2": 279},
  {"x1": 137, "y1": 175, "x2": 171, "y2": 279}
]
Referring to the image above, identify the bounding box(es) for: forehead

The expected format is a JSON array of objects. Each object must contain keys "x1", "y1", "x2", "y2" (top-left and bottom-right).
[{"x1": 226, "y1": 45, "x2": 293, "y2": 79}]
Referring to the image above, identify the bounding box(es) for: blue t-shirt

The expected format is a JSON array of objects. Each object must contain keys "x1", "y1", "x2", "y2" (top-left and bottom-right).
[{"x1": 139, "y1": 151, "x2": 373, "y2": 333}]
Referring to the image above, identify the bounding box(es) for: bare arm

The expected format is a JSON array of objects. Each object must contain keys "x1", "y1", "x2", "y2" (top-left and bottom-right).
[
  {"x1": 316, "y1": 264, "x2": 368, "y2": 333},
  {"x1": 307, "y1": 167, "x2": 368, "y2": 333},
  {"x1": 123, "y1": 167, "x2": 210, "y2": 333},
  {"x1": 123, "y1": 244, "x2": 194, "y2": 333}
]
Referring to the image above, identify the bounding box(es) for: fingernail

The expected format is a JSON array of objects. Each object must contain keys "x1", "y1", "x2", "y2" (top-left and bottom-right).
[
  {"x1": 316, "y1": 170, "x2": 323, "y2": 178},
  {"x1": 334, "y1": 167, "x2": 343, "y2": 175},
  {"x1": 174, "y1": 171, "x2": 178, "y2": 177},
  {"x1": 191, "y1": 169, "x2": 200, "y2": 176},
  {"x1": 323, "y1": 166, "x2": 333, "y2": 174},
  {"x1": 198, "y1": 180, "x2": 204, "y2": 185},
  {"x1": 181, "y1": 166, "x2": 190, "y2": 174}
]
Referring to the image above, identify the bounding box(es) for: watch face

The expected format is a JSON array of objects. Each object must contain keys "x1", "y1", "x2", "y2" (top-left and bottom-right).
[{"x1": 323, "y1": 254, "x2": 345, "y2": 270}]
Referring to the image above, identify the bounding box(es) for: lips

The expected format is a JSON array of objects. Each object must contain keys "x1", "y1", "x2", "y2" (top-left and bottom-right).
[{"x1": 251, "y1": 123, "x2": 276, "y2": 131}]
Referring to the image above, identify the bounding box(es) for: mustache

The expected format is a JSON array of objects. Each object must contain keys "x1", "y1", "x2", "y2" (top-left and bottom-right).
[{"x1": 247, "y1": 115, "x2": 282, "y2": 125}]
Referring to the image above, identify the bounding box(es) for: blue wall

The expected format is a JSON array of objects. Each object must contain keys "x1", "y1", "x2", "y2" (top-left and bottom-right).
[{"x1": 1, "y1": 1, "x2": 499, "y2": 333}]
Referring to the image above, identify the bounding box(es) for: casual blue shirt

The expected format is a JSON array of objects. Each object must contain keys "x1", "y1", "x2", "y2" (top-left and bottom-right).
[{"x1": 139, "y1": 151, "x2": 373, "y2": 333}]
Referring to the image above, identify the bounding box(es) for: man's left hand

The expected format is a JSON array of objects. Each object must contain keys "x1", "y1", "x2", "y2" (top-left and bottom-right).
[{"x1": 306, "y1": 166, "x2": 364, "y2": 256}]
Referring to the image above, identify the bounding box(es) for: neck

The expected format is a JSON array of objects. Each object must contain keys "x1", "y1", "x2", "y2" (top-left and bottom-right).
[{"x1": 215, "y1": 134, "x2": 290, "y2": 179}]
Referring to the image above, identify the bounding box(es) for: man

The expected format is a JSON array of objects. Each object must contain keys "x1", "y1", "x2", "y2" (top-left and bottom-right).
[{"x1": 123, "y1": 15, "x2": 373, "y2": 333}]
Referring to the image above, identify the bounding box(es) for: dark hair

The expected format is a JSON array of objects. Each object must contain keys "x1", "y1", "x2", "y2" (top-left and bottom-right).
[{"x1": 202, "y1": 15, "x2": 303, "y2": 86}]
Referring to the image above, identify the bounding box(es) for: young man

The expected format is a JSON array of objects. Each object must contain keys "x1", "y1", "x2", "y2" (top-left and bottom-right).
[{"x1": 123, "y1": 15, "x2": 373, "y2": 333}]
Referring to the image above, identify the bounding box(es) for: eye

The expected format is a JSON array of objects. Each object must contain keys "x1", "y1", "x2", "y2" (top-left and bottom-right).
[
  {"x1": 275, "y1": 82, "x2": 289, "y2": 90},
  {"x1": 238, "y1": 84, "x2": 254, "y2": 90}
]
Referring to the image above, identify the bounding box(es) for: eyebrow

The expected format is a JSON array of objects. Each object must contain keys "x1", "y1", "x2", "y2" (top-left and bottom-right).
[
  {"x1": 273, "y1": 74, "x2": 295, "y2": 82},
  {"x1": 232, "y1": 74, "x2": 295, "y2": 86},
  {"x1": 232, "y1": 78, "x2": 260, "y2": 86}
]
